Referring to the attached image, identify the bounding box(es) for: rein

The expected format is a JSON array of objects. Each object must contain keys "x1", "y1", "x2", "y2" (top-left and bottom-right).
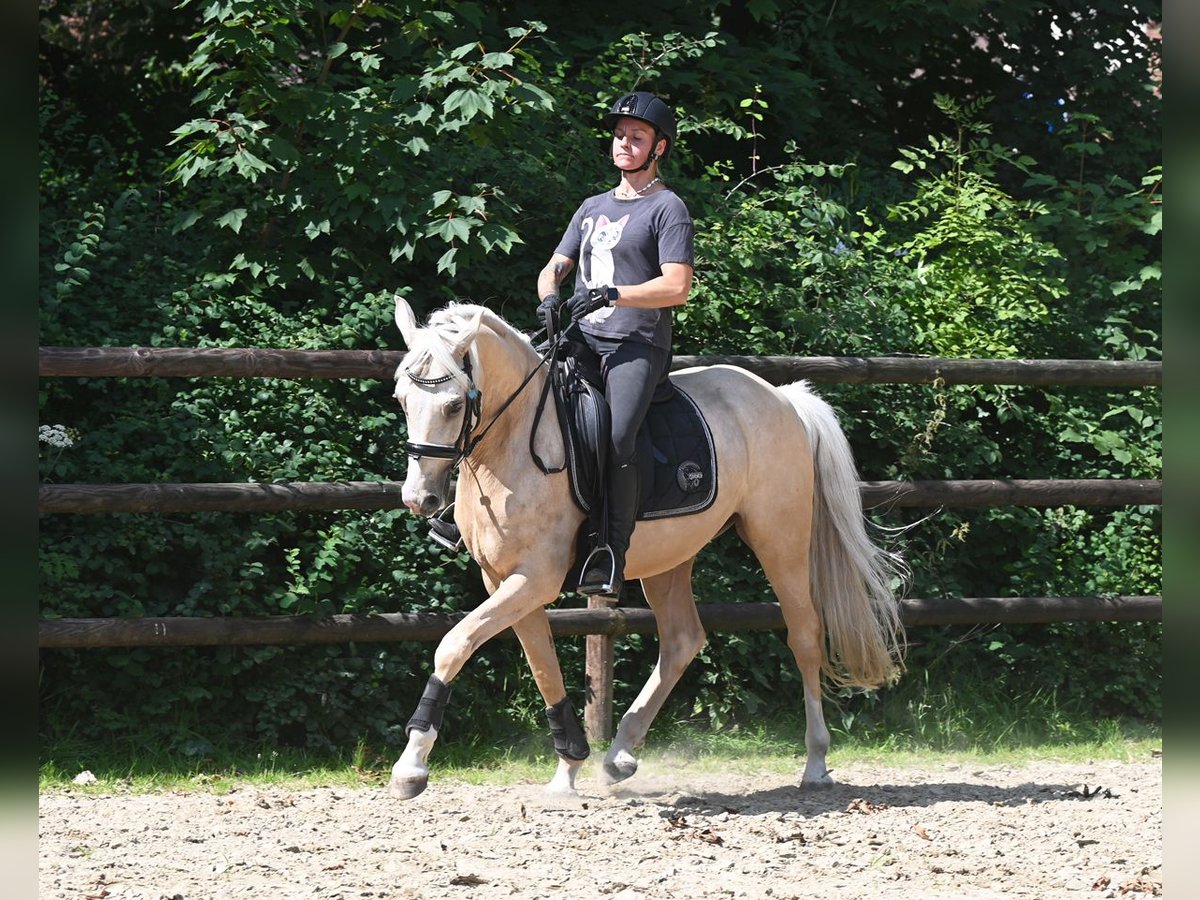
[{"x1": 403, "y1": 324, "x2": 567, "y2": 469}]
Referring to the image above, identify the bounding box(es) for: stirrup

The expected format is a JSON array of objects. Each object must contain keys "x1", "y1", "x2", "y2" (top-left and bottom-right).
[
  {"x1": 428, "y1": 504, "x2": 463, "y2": 552},
  {"x1": 577, "y1": 544, "x2": 621, "y2": 596}
]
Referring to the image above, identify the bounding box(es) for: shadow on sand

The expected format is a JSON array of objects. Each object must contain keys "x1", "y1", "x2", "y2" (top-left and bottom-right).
[{"x1": 603, "y1": 771, "x2": 1118, "y2": 817}]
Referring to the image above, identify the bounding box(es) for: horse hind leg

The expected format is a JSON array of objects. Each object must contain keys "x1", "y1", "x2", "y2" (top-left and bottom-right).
[
  {"x1": 737, "y1": 509, "x2": 834, "y2": 789},
  {"x1": 603, "y1": 559, "x2": 706, "y2": 785}
]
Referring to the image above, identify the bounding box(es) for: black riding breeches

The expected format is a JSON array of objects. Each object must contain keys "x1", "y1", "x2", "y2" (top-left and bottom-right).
[{"x1": 571, "y1": 330, "x2": 670, "y2": 465}]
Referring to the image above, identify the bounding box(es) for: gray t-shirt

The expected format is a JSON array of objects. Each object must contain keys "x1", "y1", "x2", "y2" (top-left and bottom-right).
[{"x1": 553, "y1": 187, "x2": 694, "y2": 350}]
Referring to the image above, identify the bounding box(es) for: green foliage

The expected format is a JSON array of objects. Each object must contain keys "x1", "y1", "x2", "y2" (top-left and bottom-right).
[
  {"x1": 166, "y1": 1, "x2": 552, "y2": 286},
  {"x1": 39, "y1": 0, "x2": 1160, "y2": 755},
  {"x1": 887, "y1": 95, "x2": 1066, "y2": 359},
  {"x1": 678, "y1": 159, "x2": 916, "y2": 358}
]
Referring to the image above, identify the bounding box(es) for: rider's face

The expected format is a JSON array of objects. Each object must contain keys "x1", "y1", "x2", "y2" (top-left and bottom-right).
[{"x1": 611, "y1": 116, "x2": 662, "y2": 170}]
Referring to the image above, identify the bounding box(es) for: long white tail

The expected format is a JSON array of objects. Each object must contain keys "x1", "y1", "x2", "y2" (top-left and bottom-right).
[{"x1": 778, "y1": 380, "x2": 907, "y2": 689}]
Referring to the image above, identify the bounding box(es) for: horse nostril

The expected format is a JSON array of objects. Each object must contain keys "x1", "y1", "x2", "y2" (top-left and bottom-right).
[{"x1": 419, "y1": 495, "x2": 442, "y2": 517}]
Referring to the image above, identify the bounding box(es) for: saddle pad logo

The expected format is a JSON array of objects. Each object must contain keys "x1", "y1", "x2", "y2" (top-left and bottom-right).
[{"x1": 676, "y1": 460, "x2": 704, "y2": 493}]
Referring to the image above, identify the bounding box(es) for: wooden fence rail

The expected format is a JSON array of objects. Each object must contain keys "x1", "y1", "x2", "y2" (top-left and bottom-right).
[
  {"x1": 40, "y1": 347, "x2": 1161, "y2": 387},
  {"x1": 39, "y1": 596, "x2": 1163, "y2": 650},
  {"x1": 40, "y1": 346, "x2": 1163, "y2": 740}
]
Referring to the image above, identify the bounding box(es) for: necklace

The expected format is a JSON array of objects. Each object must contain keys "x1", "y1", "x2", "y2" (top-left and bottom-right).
[{"x1": 615, "y1": 176, "x2": 661, "y2": 199}]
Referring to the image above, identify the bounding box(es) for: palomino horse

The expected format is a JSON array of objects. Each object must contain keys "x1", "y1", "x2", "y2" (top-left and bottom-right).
[{"x1": 387, "y1": 297, "x2": 905, "y2": 799}]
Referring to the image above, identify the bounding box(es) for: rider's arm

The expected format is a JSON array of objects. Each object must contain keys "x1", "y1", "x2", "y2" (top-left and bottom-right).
[
  {"x1": 537, "y1": 253, "x2": 575, "y2": 301},
  {"x1": 612, "y1": 261, "x2": 693, "y2": 309}
]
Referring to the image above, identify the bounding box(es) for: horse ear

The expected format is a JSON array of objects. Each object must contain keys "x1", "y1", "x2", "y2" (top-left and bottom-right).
[
  {"x1": 448, "y1": 306, "x2": 485, "y2": 358},
  {"x1": 394, "y1": 293, "x2": 418, "y2": 347}
]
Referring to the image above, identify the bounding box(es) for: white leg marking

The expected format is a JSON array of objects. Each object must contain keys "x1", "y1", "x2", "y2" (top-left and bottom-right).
[
  {"x1": 388, "y1": 726, "x2": 438, "y2": 800},
  {"x1": 545, "y1": 756, "x2": 585, "y2": 795}
]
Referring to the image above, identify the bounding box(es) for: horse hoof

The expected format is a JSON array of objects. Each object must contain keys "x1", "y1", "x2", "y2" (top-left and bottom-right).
[
  {"x1": 544, "y1": 780, "x2": 579, "y2": 797},
  {"x1": 602, "y1": 757, "x2": 638, "y2": 785},
  {"x1": 388, "y1": 773, "x2": 429, "y2": 800},
  {"x1": 800, "y1": 775, "x2": 835, "y2": 791}
]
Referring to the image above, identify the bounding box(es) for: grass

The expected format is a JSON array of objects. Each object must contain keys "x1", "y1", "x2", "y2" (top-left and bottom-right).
[
  {"x1": 40, "y1": 661, "x2": 1161, "y2": 794},
  {"x1": 39, "y1": 706, "x2": 1161, "y2": 797}
]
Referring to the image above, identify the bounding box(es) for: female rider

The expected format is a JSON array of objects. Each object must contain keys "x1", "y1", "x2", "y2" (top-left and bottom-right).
[{"x1": 537, "y1": 92, "x2": 695, "y2": 597}]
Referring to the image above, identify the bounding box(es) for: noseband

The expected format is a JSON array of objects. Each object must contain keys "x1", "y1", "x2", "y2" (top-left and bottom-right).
[{"x1": 402, "y1": 356, "x2": 483, "y2": 464}]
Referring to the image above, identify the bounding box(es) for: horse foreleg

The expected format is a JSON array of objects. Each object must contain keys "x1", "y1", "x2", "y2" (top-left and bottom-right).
[
  {"x1": 389, "y1": 685, "x2": 443, "y2": 799},
  {"x1": 388, "y1": 570, "x2": 560, "y2": 800},
  {"x1": 603, "y1": 560, "x2": 706, "y2": 785},
  {"x1": 509, "y1": 609, "x2": 588, "y2": 796}
]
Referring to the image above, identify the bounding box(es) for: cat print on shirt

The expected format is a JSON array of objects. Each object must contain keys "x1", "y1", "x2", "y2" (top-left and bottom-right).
[{"x1": 581, "y1": 212, "x2": 628, "y2": 324}]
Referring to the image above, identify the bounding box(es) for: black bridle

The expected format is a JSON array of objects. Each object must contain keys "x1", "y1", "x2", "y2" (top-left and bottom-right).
[
  {"x1": 401, "y1": 325, "x2": 566, "y2": 468},
  {"x1": 401, "y1": 355, "x2": 484, "y2": 463}
]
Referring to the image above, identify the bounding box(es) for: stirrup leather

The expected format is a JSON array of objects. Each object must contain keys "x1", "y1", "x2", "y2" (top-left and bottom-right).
[
  {"x1": 428, "y1": 504, "x2": 464, "y2": 552},
  {"x1": 577, "y1": 543, "x2": 620, "y2": 596}
]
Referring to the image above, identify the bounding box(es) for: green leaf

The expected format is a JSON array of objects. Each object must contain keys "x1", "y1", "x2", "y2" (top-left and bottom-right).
[
  {"x1": 171, "y1": 210, "x2": 203, "y2": 233},
  {"x1": 479, "y1": 52, "x2": 514, "y2": 68},
  {"x1": 327, "y1": 42, "x2": 348, "y2": 59},
  {"x1": 215, "y1": 208, "x2": 248, "y2": 234},
  {"x1": 352, "y1": 51, "x2": 381, "y2": 73},
  {"x1": 511, "y1": 83, "x2": 553, "y2": 109},
  {"x1": 428, "y1": 217, "x2": 470, "y2": 243},
  {"x1": 436, "y1": 246, "x2": 458, "y2": 275},
  {"x1": 232, "y1": 149, "x2": 273, "y2": 181},
  {"x1": 456, "y1": 195, "x2": 486, "y2": 216},
  {"x1": 304, "y1": 219, "x2": 331, "y2": 240},
  {"x1": 444, "y1": 88, "x2": 493, "y2": 121},
  {"x1": 389, "y1": 77, "x2": 419, "y2": 104}
]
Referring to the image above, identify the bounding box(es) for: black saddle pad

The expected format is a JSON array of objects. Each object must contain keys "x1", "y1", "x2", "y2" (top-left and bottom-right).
[
  {"x1": 554, "y1": 360, "x2": 718, "y2": 521},
  {"x1": 640, "y1": 384, "x2": 718, "y2": 519}
]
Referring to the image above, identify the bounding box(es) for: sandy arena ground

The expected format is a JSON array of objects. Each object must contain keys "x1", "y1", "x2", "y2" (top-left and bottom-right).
[{"x1": 39, "y1": 756, "x2": 1162, "y2": 899}]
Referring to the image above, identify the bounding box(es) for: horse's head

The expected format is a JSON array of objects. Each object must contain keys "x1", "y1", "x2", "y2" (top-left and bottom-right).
[{"x1": 392, "y1": 295, "x2": 485, "y2": 517}]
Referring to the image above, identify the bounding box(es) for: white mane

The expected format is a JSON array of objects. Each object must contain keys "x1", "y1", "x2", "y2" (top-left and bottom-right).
[{"x1": 400, "y1": 302, "x2": 533, "y2": 392}]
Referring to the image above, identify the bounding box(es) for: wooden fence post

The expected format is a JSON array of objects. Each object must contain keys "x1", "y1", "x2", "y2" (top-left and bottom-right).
[{"x1": 584, "y1": 595, "x2": 618, "y2": 743}]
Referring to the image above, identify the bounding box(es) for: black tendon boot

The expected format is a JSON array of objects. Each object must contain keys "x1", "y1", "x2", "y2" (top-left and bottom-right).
[
  {"x1": 545, "y1": 696, "x2": 591, "y2": 761},
  {"x1": 578, "y1": 462, "x2": 638, "y2": 596}
]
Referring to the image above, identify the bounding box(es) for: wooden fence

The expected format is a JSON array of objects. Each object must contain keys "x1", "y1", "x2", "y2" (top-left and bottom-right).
[{"x1": 38, "y1": 348, "x2": 1162, "y2": 739}]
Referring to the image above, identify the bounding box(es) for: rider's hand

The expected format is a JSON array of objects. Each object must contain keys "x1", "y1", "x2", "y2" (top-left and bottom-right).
[
  {"x1": 537, "y1": 294, "x2": 560, "y2": 331},
  {"x1": 568, "y1": 287, "x2": 610, "y2": 321}
]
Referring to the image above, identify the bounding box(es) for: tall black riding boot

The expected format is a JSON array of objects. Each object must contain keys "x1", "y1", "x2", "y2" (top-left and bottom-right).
[{"x1": 578, "y1": 462, "x2": 639, "y2": 597}]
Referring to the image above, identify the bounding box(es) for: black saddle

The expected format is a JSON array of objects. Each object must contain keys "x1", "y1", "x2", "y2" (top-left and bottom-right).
[{"x1": 546, "y1": 344, "x2": 719, "y2": 524}]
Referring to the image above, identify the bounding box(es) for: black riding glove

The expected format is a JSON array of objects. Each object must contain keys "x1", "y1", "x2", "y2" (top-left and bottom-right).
[
  {"x1": 537, "y1": 294, "x2": 561, "y2": 332},
  {"x1": 568, "y1": 286, "x2": 611, "y2": 321}
]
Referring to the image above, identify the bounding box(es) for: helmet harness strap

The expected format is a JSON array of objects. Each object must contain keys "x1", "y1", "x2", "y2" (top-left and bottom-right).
[{"x1": 616, "y1": 131, "x2": 664, "y2": 173}]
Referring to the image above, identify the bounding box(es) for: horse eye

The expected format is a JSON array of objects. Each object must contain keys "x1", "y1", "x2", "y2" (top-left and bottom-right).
[{"x1": 444, "y1": 398, "x2": 464, "y2": 416}]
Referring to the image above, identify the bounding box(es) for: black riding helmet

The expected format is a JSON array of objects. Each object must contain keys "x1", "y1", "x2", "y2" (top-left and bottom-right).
[{"x1": 604, "y1": 91, "x2": 677, "y2": 167}]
